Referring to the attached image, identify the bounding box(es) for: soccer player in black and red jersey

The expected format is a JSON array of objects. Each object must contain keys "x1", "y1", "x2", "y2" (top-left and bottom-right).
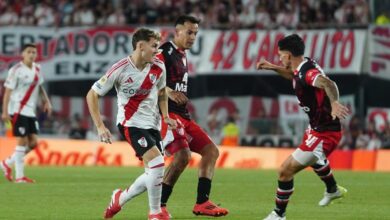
[
  {"x1": 158, "y1": 15, "x2": 228, "y2": 218},
  {"x1": 257, "y1": 34, "x2": 349, "y2": 220}
]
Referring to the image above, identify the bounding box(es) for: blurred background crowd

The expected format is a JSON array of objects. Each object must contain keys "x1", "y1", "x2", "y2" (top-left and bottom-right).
[
  {"x1": 1, "y1": 0, "x2": 390, "y2": 150},
  {"x1": 0, "y1": 0, "x2": 384, "y2": 29}
]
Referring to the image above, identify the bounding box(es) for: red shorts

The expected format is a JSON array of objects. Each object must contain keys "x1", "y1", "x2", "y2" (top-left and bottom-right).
[
  {"x1": 298, "y1": 128, "x2": 342, "y2": 156},
  {"x1": 161, "y1": 113, "x2": 213, "y2": 155}
]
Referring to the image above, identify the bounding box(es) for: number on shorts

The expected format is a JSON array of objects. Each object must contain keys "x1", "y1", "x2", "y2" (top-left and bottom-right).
[{"x1": 305, "y1": 134, "x2": 318, "y2": 148}]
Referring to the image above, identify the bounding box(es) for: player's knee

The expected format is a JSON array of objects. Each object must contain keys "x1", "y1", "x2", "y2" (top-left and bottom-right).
[
  {"x1": 208, "y1": 145, "x2": 220, "y2": 160},
  {"x1": 29, "y1": 141, "x2": 38, "y2": 150},
  {"x1": 201, "y1": 144, "x2": 219, "y2": 161},
  {"x1": 174, "y1": 151, "x2": 190, "y2": 168},
  {"x1": 148, "y1": 155, "x2": 165, "y2": 169},
  {"x1": 278, "y1": 167, "x2": 293, "y2": 181}
]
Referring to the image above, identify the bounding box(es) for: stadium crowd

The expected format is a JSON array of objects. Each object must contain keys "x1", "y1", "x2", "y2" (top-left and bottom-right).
[
  {"x1": 0, "y1": 0, "x2": 370, "y2": 29},
  {"x1": 1, "y1": 0, "x2": 389, "y2": 150}
]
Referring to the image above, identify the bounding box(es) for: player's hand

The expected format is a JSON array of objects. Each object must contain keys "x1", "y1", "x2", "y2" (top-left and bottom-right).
[
  {"x1": 256, "y1": 59, "x2": 275, "y2": 70},
  {"x1": 97, "y1": 125, "x2": 112, "y2": 144},
  {"x1": 331, "y1": 101, "x2": 349, "y2": 120},
  {"x1": 165, "y1": 117, "x2": 177, "y2": 130},
  {"x1": 168, "y1": 91, "x2": 188, "y2": 105},
  {"x1": 43, "y1": 102, "x2": 52, "y2": 117},
  {"x1": 1, "y1": 112, "x2": 11, "y2": 122}
]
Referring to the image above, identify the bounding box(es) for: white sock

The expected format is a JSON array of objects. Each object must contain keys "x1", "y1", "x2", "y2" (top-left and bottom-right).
[
  {"x1": 14, "y1": 146, "x2": 27, "y2": 179},
  {"x1": 4, "y1": 155, "x2": 14, "y2": 167},
  {"x1": 145, "y1": 156, "x2": 164, "y2": 215},
  {"x1": 4, "y1": 146, "x2": 33, "y2": 167},
  {"x1": 119, "y1": 171, "x2": 147, "y2": 206}
]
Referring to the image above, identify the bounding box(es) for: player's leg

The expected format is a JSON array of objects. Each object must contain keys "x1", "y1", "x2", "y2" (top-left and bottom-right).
[
  {"x1": 161, "y1": 147, "x2": 191, "y2": 205},
  {"x1": 311, "y1": 131, "x2": 346, "y2": 206},
  {"x1": 0, "y1": 136, "x2": 28, "y2": 182},
  {"x1": 1, "y1": 115, "x2": 34, "y2": 183},
  {"x1": 264, "y1": 155, "x2": 306, "y2": 220},
  {"x1": 187, "y1": 121, "x2": 228, "y2": 217},
  {"x1": 160, "y1": 115, "x2": 190, "y2": 217},
  {"x1": 14, "y1": 116, "x2": 40, "y2": 183},
  {"x1": 104, "y1": 127, "x2": 166, "y2": 219},
  {"x1": 142, "y1": 147, "x2": 166, "y2": 219}
]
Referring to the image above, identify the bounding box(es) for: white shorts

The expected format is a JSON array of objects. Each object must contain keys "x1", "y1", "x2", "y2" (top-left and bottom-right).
[{"x1": 292, "y1": 145, "x2": 327, "y2": 166}]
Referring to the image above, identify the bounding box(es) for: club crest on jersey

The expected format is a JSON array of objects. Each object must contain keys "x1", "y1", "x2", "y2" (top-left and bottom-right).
[
  {"x1": 138, "y1": 137, "x2": 148, "y2": 148},
  {"x1": 149, "y1": 74, "x2": 157, "y2": 84},
  {"x1": 18, "y1": 127, "x2": 26, "y2": 135}
]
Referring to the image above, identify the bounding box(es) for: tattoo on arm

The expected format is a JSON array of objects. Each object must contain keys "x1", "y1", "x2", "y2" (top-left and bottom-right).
[{"x1": 315, "y1": 75, "x2": 339, "y2": 102}]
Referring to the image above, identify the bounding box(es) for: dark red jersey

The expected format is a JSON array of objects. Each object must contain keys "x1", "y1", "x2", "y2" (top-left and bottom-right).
[
  {"x1": 159, "y1": 41, "x2": 190, "y2": 119},
  {"x1": 292, "y1": 57, "x2": 341, "y2": 132}
]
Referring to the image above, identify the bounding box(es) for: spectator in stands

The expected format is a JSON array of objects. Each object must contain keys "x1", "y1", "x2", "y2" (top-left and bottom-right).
[
  {"x1": 206, "y1": 108, "x2": 223, "y2": 145},
  {"x1": 221, "y1": 116, "x2": 240, "y2": 146},
  {"x1": 68, "y1": 113, "x2": 87, "y2": 139},
  {"x1": 376, "y1": 10, "x2": 390, "y2": 25},
  {"x1": 348, "y1": 115, "x2": 364, "y2": 149},
  {"x1": 380, "y1": 121, "x2": 390, "y2": 149},
  {"x1": 0, "y1": 5, "x2": 18, "y2": 26},
  {"x1": 73, "y1": 2, "x2": 94, "y2": 26},
  {"x1": 34, "y1": 1, "x2": 56, "y2": 27}
]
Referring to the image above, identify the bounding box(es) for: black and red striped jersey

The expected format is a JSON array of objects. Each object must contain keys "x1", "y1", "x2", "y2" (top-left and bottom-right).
[
  {"x1": 159, "y1": 41, "x2": 191, "y2": 119},
  {"x1": 292, "y1": 57, "x2": 341, "y2": 132}
]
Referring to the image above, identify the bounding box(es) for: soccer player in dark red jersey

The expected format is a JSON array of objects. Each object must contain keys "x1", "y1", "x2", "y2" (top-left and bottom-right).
[
  {"x1": 257, "y1": 34, "x2": 349, "y2": 220},
  {"x1": 158, "y1": 15, "x2": 228, "y2": 218}
]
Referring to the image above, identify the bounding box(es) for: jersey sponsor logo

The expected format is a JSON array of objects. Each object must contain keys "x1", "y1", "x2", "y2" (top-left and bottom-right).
[
  {"x1": 18, "y1": 126, "x2": 26, "y2": 135},
  {"x1": 137, "y1": 137, "x2": 148, "y2": 148},
  {"x1": 175, "y1": 83, "x2": 187, "y2": 92},
  {"x1": 122, "y1": 88, "x2": 151, "y2": 96}
]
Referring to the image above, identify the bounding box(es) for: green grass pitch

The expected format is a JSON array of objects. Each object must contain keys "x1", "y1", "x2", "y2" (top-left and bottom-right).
[{"x1": 0, "y1": 167, "x2": 389, "y2": 220}]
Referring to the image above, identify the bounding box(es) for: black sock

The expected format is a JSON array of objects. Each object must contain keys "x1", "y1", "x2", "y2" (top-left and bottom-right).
[
  {"x1": 196, "y1": 177, "x2": 211, "y2": 204},
  {"x1": 274, "y1": 179, "x2": 294, "y2": 217},
  {"x1": 161, "y1": 183, "x2": 173, "y2": 207},
  {"x1": 312, "y1": 161, "x2": 337, "y2": 193}
]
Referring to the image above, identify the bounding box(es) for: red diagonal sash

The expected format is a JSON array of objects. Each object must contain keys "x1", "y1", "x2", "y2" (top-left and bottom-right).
[{"x1": 12, "y1": 66, "x2": 40, "y2": 125}]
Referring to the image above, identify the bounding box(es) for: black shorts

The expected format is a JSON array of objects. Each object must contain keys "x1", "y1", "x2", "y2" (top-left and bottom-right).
[
  {"x1": 118, "y1": 124, "x2": 162, "y2": 158},
  {"x1": 11, "y1": 114, "x2": 39, "y2": 137}
]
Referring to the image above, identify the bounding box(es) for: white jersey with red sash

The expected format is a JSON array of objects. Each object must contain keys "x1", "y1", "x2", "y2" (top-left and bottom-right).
[
  {"x1": 4, "y1": 62, "x2": 44, "y2": 119},
  {"x1": 92, "y1": 56, "x2": 166, "y2": 130}
]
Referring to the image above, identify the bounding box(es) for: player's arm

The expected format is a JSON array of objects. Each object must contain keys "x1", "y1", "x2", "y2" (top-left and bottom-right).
[
  {"x1": 313, "y1": 75, "x2": 349, "y2": 120},
  {"x1": 256, "y1": 59, "x2": 293, "y2": 80},
  {"x1": 39, "y1": 86, "x2": 52, "y2": 117},
  {"x1": 158, "y1": 87, "x2": 177, "y2": 129},
  {"x1": 86, "y1": 89, "x2": 112, "y2": 144},
  {"x1": 1, "y1": 88, "x2": 12, "y2": 121},
  {"x1": 166, "y1": 86, "x2": 188, "y2": 105}
]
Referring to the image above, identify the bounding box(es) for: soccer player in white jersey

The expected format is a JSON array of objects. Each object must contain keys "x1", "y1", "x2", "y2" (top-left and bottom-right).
[
  {"x1": 1, "y1": 44, "x2": 52, "y2": 183},
  {"x1": 86, "y1": 28, "x2": 177, "y2": 220}
]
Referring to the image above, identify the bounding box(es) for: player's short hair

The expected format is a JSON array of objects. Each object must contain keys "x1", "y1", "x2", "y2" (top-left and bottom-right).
[
  {"x1": 21, "y1": 43, "x2": 36, "y2": 52},
  {"x1": 132, "y1": 28, "x2": 161, "y2": 50},
  {"x1": 278, "y1": 34, "x2": 305, "y2": 57},
  {"x1": 175, "y1": 15, "x2": 201, "y2": 27}
]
